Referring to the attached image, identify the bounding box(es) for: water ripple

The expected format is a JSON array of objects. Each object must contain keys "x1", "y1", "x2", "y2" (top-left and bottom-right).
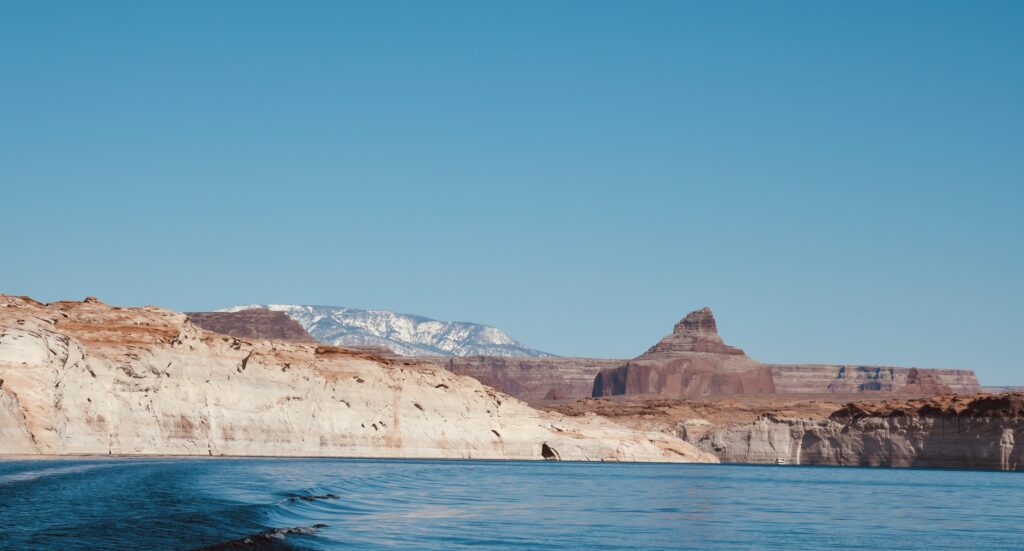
[{"x1": 1, "y1": 459, "x2": 1022, "y2": 550}]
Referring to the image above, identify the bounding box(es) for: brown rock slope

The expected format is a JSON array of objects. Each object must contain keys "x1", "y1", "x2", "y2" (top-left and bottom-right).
[
  {"x1": 187, "y1": 309, "x2": 316, "y2": 342},
  {"x1": 0, "y1": 295, "x2": 714, "y2": 463},
  {"x1": 591, "y1": 308, "x2": 980, "y2": 399},
  {"x1": 441, "y1": 356, "x2": 622, "y2": 402}
]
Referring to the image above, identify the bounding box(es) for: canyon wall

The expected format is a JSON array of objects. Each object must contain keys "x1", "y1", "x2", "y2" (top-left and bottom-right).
[
  {"x1": 687, "y1": 394, "x2": 1024, "y2": 470},
  {"x1": 0, "y1": 296, "x2": 714, "y2": 463},
  {"x1": 768, "y1": 364, "x2": 979, "y2": 394}
]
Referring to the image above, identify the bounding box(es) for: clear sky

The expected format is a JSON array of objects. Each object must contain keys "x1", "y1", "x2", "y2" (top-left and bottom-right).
[{"x1": 2, "y1": 2, "x2": 1022, "y2": 384}]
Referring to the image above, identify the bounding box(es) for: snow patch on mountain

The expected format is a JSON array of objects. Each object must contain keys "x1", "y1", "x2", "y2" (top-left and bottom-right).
[{"x1": 219, "y1": 304, "x2": 554, "y2": 358}]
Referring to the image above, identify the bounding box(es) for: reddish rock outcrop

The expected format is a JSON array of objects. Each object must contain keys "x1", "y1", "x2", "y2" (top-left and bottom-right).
[
  {"x1": 639, "y1": 307, "x2": 745, "y2": 358},
  {"x1": 187, "y1": 310, "x2": 316, "y2": 342}
]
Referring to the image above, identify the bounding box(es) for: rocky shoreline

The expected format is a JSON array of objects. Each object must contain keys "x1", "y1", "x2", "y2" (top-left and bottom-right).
[
  {"x1": 547, "y1": 393, "x2": 1024, "y2": 471},
  {"x1": 695, "y1": 393, "x2": 1024, "y2": 470}
]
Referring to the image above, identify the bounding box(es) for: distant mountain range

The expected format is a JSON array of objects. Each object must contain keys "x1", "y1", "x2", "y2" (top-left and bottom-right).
[{"x1": 220, "y1": 304, "x2": 554, "y2": 358}]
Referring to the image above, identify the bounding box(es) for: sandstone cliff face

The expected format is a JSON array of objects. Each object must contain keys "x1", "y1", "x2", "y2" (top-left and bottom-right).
[
  {"x1": 768, "y1": 365, "x2": 979, "y2": 395},
  {"x1": 592, "y1": 308, "x2": 980, "y2": 399},
  {"x1": 0, "y1": 296, "x2": 714, "y2": 463},
  {"x1": 688, "y1": 394, "x2": 1024, "y2": 470}
]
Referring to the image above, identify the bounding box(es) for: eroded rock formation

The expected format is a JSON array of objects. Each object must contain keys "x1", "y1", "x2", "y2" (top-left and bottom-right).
[
  {"x1": 689, "y1": 394, "x2": 1024, "y2": 470},
  {"x1": 0, "y1": 295, "x2": 715, "y2": 463}
]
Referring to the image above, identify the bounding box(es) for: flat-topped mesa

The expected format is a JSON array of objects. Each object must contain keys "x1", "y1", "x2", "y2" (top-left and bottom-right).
[
  {"x1": 187, "y1": 309, "x2": 317, "y2": 343},
  {"x1": 639, "y1": 308, "x2": 745, "y2": 359}
]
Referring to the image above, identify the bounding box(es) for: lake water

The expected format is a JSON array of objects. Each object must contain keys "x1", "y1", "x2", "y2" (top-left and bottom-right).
[{"x1": 1, "y1": 458, "x2": 1021, "y2": 550}]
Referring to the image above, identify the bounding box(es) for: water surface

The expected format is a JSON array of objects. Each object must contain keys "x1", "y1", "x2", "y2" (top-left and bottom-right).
[{"x1": 1, "y1": 458, "x2": 1021, "y2": 550}]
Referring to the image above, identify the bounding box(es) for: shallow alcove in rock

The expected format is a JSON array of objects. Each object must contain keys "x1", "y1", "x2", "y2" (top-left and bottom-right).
[{"x1": 541, "y1": 443, "x2": 560, "y2": 460}]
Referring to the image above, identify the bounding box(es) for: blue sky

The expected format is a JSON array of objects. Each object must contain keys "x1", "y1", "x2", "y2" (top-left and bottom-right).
[{"x1": 2, "y1": 2, "x2": 1022, "y2": 384}]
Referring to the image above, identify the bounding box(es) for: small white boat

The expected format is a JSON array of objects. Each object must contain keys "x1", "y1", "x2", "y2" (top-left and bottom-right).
[{"x1": 775, "y1": 458, "x2": 788, "y2": 465}]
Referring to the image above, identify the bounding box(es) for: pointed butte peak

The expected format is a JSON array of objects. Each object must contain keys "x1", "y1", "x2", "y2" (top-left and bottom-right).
[
  {"x1": 676, "y1": 307, "x2": 718, "y2": 335},
  {"x1": 638, "y1": 306, "x2": 745, "y2": 359}
]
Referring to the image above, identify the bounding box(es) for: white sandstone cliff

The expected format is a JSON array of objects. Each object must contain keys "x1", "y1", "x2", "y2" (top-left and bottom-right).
[
  {"x1": 684, "y1": 395, "x2": 1024, "y2": 470},
  {"x1": 0, "y1": 296, "x2": 714, "y2": 463}
]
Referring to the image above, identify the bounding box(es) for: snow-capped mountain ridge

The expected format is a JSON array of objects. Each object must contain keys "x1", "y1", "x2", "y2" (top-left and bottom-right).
[{"x1": 220, "y1": 304, "x2": 554, "y2": 358}]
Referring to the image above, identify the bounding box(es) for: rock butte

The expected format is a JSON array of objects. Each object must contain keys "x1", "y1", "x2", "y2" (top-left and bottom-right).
[{"x1": 0, "y1": 295, "x2": 714, "y2": 463}]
